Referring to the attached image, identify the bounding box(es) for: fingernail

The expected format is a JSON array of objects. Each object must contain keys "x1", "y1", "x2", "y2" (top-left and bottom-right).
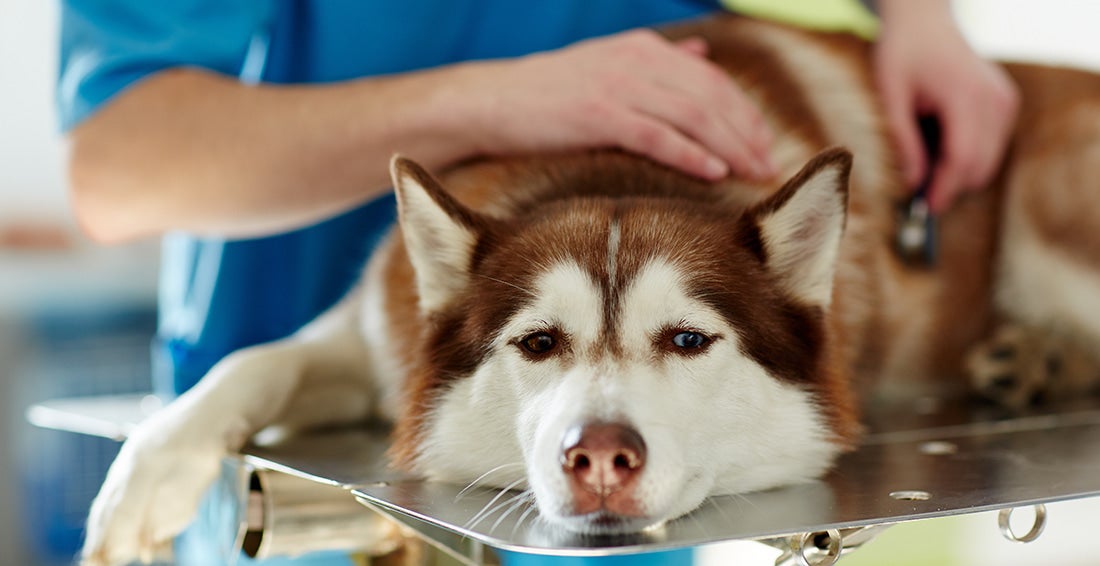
[{"x1": 704, "y1": 157, "x2": 729, "y2": 179}]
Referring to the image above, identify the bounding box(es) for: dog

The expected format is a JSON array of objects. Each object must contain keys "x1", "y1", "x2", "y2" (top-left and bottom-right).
[{"x1": 82, "y1": 15, "x2": 1100, "y2": 565}]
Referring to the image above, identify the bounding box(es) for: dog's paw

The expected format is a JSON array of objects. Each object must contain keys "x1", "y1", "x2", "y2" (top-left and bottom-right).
[
  {"x1": 967, "y1": 324, "x2": 1100, "y2": 409},
  {"x1": 81, "y1": 420, "x2": 227, "y2": 566}
]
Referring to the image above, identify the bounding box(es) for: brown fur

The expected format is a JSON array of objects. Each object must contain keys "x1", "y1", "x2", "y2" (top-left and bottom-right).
[{"x1": 381, "y1": 15, "x2": 1100, "y2": 466}]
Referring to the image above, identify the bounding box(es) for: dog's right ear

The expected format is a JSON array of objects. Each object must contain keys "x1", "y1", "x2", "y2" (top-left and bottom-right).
[
  {"x1": 739, "y1": 148, "x2": 852, "y2": 309},
  {"x1": 390, "y1": 156, "x2": 484, "y2": 314}
]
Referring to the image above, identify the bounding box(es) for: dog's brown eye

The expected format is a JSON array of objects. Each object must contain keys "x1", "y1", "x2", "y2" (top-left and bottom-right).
[
  {"x1": 672, "y1": 331, "x2": 709, "y2": 350},
  {"x1": 521, "y1": 332, "x2": 556, "y2": 354}
]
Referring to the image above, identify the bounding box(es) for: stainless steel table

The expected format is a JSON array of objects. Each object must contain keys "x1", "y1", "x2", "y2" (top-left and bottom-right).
[{"x1": 28, "y1": 391, "x2": 1100, "y2": 564}]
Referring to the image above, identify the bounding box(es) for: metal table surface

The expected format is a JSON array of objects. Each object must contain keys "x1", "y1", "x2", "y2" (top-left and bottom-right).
[{"x1": 27, "y1": 391, "x2": 1100, "y2": 557}]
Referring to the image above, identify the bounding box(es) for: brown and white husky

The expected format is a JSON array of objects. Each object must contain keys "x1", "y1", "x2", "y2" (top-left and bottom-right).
[{"x1": 82, "y1": 15, "x2": 1100, "y2": 565}]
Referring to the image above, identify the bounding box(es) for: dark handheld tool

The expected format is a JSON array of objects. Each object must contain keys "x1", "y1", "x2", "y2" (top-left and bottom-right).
[{"x1": 895, "y1": 115, "x2": 942, "y2": 267}]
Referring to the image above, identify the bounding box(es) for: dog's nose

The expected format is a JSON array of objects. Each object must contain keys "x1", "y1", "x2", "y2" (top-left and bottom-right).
[{"x1": 561, "y1": 421, "x2": 647, "y2": 496}]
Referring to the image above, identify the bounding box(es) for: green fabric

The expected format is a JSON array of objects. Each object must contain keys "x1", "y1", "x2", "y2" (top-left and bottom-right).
[{"x1": 723, "y1": 0, "x2": 879, "y2": 39}]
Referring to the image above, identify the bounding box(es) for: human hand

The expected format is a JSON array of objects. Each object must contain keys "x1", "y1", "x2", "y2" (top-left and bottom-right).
[
  {"x1": 874, "y1": 2, "x2": 1019, "y2": 212},
  {"x1": 454, "y1": 29, "x2": 777, "y2": 181}
]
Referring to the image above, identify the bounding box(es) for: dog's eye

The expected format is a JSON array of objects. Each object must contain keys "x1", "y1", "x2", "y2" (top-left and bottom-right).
[
  {"x1": 520, "y1": 332, "x2": 556, "y2": 354},
  {"x1": 672, "y1": 331, "x2": 709, "y2": 350}
]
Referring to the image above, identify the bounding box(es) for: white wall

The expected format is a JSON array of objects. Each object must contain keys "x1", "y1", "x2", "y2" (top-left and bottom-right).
[
  {"x1": 956, "y1": 0, "x2": 1100, "y2": 70},
  {"x1": 0, "y1": 0, "x2": 69, "y2": 222},
  {"x1": 0, "y1": 0, "x2": 159, "y2": 316}
]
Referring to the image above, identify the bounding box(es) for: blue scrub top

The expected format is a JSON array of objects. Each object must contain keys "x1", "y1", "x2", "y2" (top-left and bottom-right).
[
  {"x1": 60, "y1": 0, "x2": 719, "y2": 396},
  {"x1": 59, "y1": 1, "x2": 718, "y2": 564}
]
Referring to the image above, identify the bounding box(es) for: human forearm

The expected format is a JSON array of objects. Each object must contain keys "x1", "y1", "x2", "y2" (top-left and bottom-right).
[
  {"x1": 68, "y1": 67, "x2": 479, "y2": 242},
  {"x1": 69, "y1": 30, "x2": 779, "y2": 243}
]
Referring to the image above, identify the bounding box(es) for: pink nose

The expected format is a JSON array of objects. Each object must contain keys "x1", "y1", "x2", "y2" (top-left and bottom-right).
[{"x1": 561, "y1": 421, "x2": 647, "y2": 507}]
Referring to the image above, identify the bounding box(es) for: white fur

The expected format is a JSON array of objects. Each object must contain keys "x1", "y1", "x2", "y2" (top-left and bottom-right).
[
  {"x1": 82, "y1": 295, "x2": 374, "y2": 565},
  {"x1": 420, "y1": 258, "x2": 839, "y2": 533},
  {"x1": 414, "y1": 262, "x2": 605, "y2": 487}
]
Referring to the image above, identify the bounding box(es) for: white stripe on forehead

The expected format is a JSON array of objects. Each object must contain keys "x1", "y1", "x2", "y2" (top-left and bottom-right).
[
  {"x1": 497, "y1": 261, "x2": 603, "y2": 346},
  {"x1": 607, "y1": 219, "x2": 622, "y2": 291}
]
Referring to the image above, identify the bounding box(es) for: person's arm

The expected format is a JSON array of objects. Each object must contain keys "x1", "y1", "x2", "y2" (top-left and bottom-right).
[
  {"x1": 872, "y1": 0, "x2": 1019, "y2": 212},
  {"x1": 69, "y1": 30, "x2": 776, "y2": 243}
]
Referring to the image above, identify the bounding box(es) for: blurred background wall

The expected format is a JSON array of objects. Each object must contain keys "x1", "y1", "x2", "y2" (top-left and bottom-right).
[
  {"x1": 0, "y1": 0, "x2": 1096, "y2": 565},
  {"x1": 1, "y1": 1, "x2": 158, "y2": 564}
]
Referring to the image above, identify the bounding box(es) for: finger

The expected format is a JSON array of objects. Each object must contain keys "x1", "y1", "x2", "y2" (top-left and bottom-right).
[
  {"x1": 965, "y1": 134, "x2": 1002, "y2": 191},
  {"x1": 926, "y1": 120, "x2": 974, "y2": 213},
  {"x1": 606, "y1": 109, "x2": 729, "y2": 180},
  {"x1": 967, "y1": 66, "x2": 1021, "y2": 189},
  {"x1": 698, "y1": 80, "x2": 776, "y2": 175},
  {"x1": 928, "y1": 159, "x2": 966, "y2": 214},
  {"x1": 929, "y1": 94, "x2": 995, "y2": 212},
  {"x1": 966, "y1": 103, "x2": 1016, "y2": 189},
  {"x1": 877, "y1": 71, "x2": 925, "y2": 188},
  {"x1": 689, "y1": 74, "x2": 775, "y2": 171},
  {"x1": 626, "y1": 85, "x2": 773, "y2": 180},
  {"x1": 634, "y1": 39, "x2": 776, "y2": 170}
]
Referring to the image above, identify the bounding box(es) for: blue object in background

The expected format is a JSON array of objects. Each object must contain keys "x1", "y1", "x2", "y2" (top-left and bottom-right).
[
  {"x1": 500, "y1": 549, "x2": 695, "y2": 566},
  {"x1": 13, "y1": 306, "x2": 157, "y2": 565}
]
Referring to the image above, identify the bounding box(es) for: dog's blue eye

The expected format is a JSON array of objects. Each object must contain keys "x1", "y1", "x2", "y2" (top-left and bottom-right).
[
  {"x1": 672, "y1": 331, "x2": 708, "y2": 349},
  {"x1": 521, "y1": 332, "x2": 556, "y2": 354}
]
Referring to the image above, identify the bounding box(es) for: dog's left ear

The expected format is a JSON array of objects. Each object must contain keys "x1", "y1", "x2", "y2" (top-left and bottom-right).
[
  {"x1": 741, "y1": 148, "x2": 852, "y2": 308},
  {"x1": 390, "y1": 156, "x2": 485, "y2": 314}
]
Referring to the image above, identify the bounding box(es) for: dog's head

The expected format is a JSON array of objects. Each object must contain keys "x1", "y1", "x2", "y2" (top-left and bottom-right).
[{"x1": 388, "y1": 149, "x2": 858, "y2": 534}]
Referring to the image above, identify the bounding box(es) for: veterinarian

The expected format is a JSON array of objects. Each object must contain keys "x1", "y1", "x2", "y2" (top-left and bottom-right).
[{"x1": 58, "y1": 1, "x2": 1017, "y2": 565}]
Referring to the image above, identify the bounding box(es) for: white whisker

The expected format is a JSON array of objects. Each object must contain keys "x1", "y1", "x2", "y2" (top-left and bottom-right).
[
  {"x1": 708, "y1": 495, "x2": 737, "y2": 526},
  {"x1": 455, "y1": 463, "x2": 525, "y2": 501},
  {"x1": 511, "y1": 500, "x2": 541, "y2": 536},
  {"x1": 686, "y1": 507, "x2": 711, "y2": 537},
  {"x1": 489, "y1": 490, "x2": 535, "y2": 534},
  {"x1": 464, "y1": 477, "x2": 528, "y2": 530},
  {"x1": 733, "y1": 492, "x2": 760, "y2": 512}
]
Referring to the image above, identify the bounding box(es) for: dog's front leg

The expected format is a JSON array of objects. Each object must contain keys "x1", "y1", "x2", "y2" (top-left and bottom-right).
[{"x1": 82, "y1": 295, "x2": 370, "y2": 566}]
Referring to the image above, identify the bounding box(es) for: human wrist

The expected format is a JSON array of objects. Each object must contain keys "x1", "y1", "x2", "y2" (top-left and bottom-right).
[
  {"x1": 876, "y1": 0, "x2": 955, "y2": 33},
  {"x1": 346, "y1": 63, "x2": 491, "y2": 173},
  {"x1": 416, "y1": 57, "x2": 524, "y2": 160}
]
